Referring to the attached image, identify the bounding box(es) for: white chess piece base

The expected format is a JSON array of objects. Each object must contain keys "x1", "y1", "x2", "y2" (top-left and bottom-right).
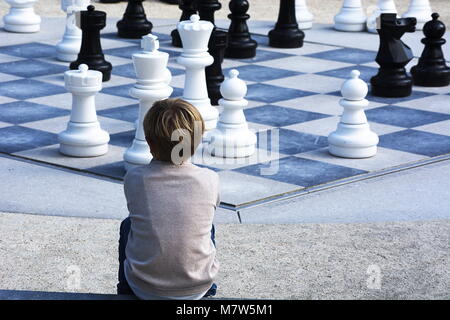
[
  {"x1": 328, "y1": 123, "x2": 378, "y2": 158},
  {"x1": 3, "y1": 3, "x2": 41, "y2": 33},
  {"x1": 59, "y1": 122, "x2": 109, "y2": 157}
]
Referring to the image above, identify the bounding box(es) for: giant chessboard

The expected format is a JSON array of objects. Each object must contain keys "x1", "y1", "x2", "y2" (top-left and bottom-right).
[{"x1": 0, "y1": 18, "x2": 449, "y2": 209}]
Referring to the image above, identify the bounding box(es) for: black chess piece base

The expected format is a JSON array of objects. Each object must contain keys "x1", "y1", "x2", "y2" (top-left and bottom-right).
[
  {"x1": 411, "y1": 66, "x2": 450, "y2": 87},
  {"x1": 225, "y1": 39, "x2": 257, "y2": 58},
  {"x1": 268, "y1": 28, "x2": 304, "y2": 48},
  {"x1": 370, "y1": 68, "x2": 413, "y2": 97},
  {"x1": 117, "y1": 0, "x2": 153, "y2": 39},
  {"x1": 117, "y1": 22, "x2": 153, "y2": 39}
]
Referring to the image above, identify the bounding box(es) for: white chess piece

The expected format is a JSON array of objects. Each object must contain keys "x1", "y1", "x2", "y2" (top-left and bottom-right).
[
  {"x1": 207, "y1": 69, "x2": 256, "y2": 158},
  {"x1": 56, "y1": 0, "x2": 90, "y2": 62},
  {"x1": 124, "y1": 34, "x2": 173, "y2": 171},
  {"x1": 328, "y1": 70, "x2": 379, "y2": 158},
  {"x1": 295, "y1": 0, "x2": 314, "y2": 30},
  {"x1": 3, "y1": 0, "x2": 41, "y2": 33},
  {"x1": 367, "y1": 0, "x2": 398, "y2": 33},
  {"x1": 177, "y1": 14, "x2": 219, "y2": 131},
  {"x1": 403, "y1": 0, "x2": 432, "y2": 30},
  {"x1": 334, "y1": 0, "x2": 367, "y2": 32},
  {"x1": 59, "y1": 64, "x2": 110, "y2": 157}
]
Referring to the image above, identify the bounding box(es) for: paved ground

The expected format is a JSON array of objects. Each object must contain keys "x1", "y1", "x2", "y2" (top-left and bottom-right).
[
  {"x1": 0, "y1": 155, "x2": 449, "y2": 299},
  {"x1": 1, "y1": 0, "x2": 449, "y2": 25}
]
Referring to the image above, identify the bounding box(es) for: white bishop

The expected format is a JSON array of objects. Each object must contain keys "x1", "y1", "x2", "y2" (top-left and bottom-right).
[{"x1": 328, "y1": 70, "x2": 379, "y2": 158}]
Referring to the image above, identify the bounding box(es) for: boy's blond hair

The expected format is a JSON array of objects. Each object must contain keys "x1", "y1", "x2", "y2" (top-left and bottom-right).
[{"x1": 143, "y1": 98, "x2": 205, "y2": 164}]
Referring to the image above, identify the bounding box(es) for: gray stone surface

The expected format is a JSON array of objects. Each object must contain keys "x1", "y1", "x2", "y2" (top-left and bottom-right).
[
  {"x1": 238, "y1": 159, "x2": 450, "y2": 224},
  {"x1": 0, "y1": 212, "x2": 447, "y2": 299}
]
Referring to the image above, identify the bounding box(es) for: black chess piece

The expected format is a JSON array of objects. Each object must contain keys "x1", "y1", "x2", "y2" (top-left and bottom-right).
[
  {"x1": 117, "y1": 0, "x2": 153, "y2": 39},
  {"x1": 70, "y1": 5, "x2": 112, "y2": 82},
  {"x1": 171, "y1": 0, "x2": 197, "y2": 47},
  {"x1": 98, "y1": 0, "x2": 121, "y2": 3},
  {"x1": 370, "y1": 14, "x2": 417, "y2": 98},
  {"x1": 197, "y1": 0, "x2": 228, "y2": 105},
  {"x1": 411, "y1": 13, "x2": 450, "y2": 87},
  {"x1": 224, "y1": 0, "x2": 257, "y2": 58},
  {"x1": 268, "y1": 0, "x2": 304, "y2": 48}
]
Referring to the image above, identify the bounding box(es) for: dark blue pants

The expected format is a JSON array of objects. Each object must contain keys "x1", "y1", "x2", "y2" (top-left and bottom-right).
[{"x1": 117, "y1": 217, "x2": 217, "y2": 297}]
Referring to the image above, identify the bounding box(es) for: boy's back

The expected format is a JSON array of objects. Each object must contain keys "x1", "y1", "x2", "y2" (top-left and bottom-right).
[{"x1": 123, "y1": 160, "x2": 220, "y2": 299}]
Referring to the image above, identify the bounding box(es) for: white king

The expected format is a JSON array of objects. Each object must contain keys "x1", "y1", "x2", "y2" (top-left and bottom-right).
[
  {"x1": 207, "y1": 69, "x2": 257, "y2": 158},
  {"x1": 177, "y1": 14, "x2": 219, "y2": 131},
  {"x1": 123, "y1": 34, "x2": 173, "y2": 170}
]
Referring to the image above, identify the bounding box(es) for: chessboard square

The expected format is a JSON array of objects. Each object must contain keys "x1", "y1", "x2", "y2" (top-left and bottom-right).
[
  {"x1": 379, "y1": 129, "x2": 450, "y2": 157},
  {"x1": 318, "y1": 65, "x2": 378, "y2": 83},
  {"x1": 0, "y1": 125, "x2": 59, "y2": 153},
  {"x1": 266, "y1": 74, "x2": 345, "y2": 93},
  {"x1": 306, "y1": 48, "x2": 377, "y2": 64},
  {"x1": 104, "y1": 45, "x2": 140, "y2": 59},
  {"x1": 28, "y1": 93, "x2": 72, "y2": 109},
  {"x1": 109, "y1": 130, "x2": 136, "y2": 148},
  {"x1": 235, "y1": 48, "x2": 295, "y2": 63},
  {"x1": 0, "y1": 59, "x2": 68, "y2": 78},
  {"x1": 153, "y1": 32, "x2": 172, "y2": 42},
  {"x1": 86, "y1": 161, "x2": 126, "y2": 180},
  {"x1": 0, "y1": 53, "x2": 23, "y2": 64},
  {"x1": 98, "y1": 104, "x2": 139, "y2": 123},
  {"x1": 102, "y1": 32, "x2": 139, "y2": 44},
  {"x1": 15, "y1": 143, "x2": 127, "y2": 170},
  {"x1": 246, "y1": 83, "x2": 315, "y2": 103},
  {"x1": 21, "y1": 115, "x2": 69, "y2": 134},
  {"x1": 366, "y1": 89, "x2": 434, "y2": 104},
  {"x1": 413, "y1": 119, "x2": 450, "y2": 136},
  {"x1": 285, "y1": 116, "x2": 403, "y2": 137},
  {"x1": 233, "y1": 156, "x2": 367, "y2": 187},
  {"x1": 0, "y1": 79, "x2": 66, "y2": 99},
  {"x1": 168, "y1": 66, "x2": 185, "y2": 77},
  {"x1": 256, "y1": 128, "x2": 328, "y2": 155},
  {"x1": 365, "y1": 105, "x2": 450, "y2": 128},
  {"x1": 298, "y1": 147, "x2": 427, "y2": 172},
  {"x1": 244, "y1": 105, "x2": 330, "y2": 127},
  {"x1": 396, "y1": 94, "x2": 450, "y2": 115},
  {"x1": 111, "y1": 63, "x2": 135, "y2": 78},
  {"x1": 217, "y1": 170, "x2": 301, "y2": 206},
  {"x1": 224, "y1": 65, "x2": 301, "y2": 82},
  {"x1": 102, "y1": 74, "x2": 136, "y2": 88},
  {"x1": 0, "y1": 121, "x2": 11, "y2": 129},
  {"x1": 0, "y1": 42, "x2": 55, "y2": 59},
  {"x1": 0, "y1": 101, "x2": 69, "y2": 124},
  {"x1": 0, "y1": 72, "x2": 22, "y2": 82},
  {"x1": 255, "y1": 55, "x2": 353, "y2": 73},
  {"x1": 102, "y1": 84, "x2": 134, "y2": 98},
  {"x1": 170, "y1": 87, "x2": 184, "y2": 98},
  {"x1": 191, "y1": 144, "x2": 284, "y2": 171},
  {"x1": 33, "y1": 73, "x2": 65, "y2": 87}
]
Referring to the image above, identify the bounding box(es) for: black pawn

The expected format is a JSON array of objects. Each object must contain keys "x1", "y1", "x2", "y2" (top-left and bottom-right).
[
  {"x1": 225, "y1": 0, "x2": 257, "y2": 58},
  {"x1": 70, "y1": 5, "x2": 112, "y2": 82},
  {"x1": 171, "y1": 0, "x2": 197, "y2": 48},
  {"x1": 411, "y1": 13, "x2": 450, "y2": 87},
  {"x1": 197, "y1": 0, "x2": 228, "y2": 105},
  {"x1": 268, "y1": 0, "x2": 304, "y2": 48},
  {"x1": 117, "y1": 0, "x2": 153, "y2": 39},
  {"x1": 370, "y1": 14, "x2": 417, "y2": 98}
]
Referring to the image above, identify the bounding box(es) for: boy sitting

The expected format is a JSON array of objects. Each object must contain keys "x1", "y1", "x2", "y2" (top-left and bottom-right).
[{"x1": 117, "y1": 98, "x2": 220, "y2": 300}]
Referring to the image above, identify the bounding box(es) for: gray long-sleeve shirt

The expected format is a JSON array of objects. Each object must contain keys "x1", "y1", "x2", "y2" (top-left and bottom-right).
[{"x1": 123, "y1": 160, "x2": 220, "y2": 298}]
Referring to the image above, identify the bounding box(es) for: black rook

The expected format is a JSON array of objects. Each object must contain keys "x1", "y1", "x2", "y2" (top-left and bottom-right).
[
  {"x1": 225, "y1": 0, "x2": 257, "y2": 58},
  {"x1": 268, "y1": 0, "x2": 304, "y2": 48},
  {"x1": 70, "y1": 5, "x2": 112, "y2": 82},
  {"x1": 411, "y1": 13, "x2": 450, "y2": 87},
  {"x1": 117, "y1": 0, "x2": 153, "y2": 39}
]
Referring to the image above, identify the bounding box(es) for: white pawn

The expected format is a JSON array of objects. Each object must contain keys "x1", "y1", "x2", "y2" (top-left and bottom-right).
[
  {"x1": 124, "y1": 34, "x2": 173, "y2": 171},
  {"x1": 334, "y1": 0, "x2": 367, "y2": 32},
  {"x1": 177, "y1": 14, "x2": 219, "y2": 131},
  {"x1": 3, "y1": 0, "x2": 41, "y2": 33},
  {"x1": 328, "y1": 70, "x2": 379, "y2": 158},
  {"x1": 295, "y1": 0, "x2": 314, "y2": 30},
  {"x1": 403, "y1": 0, "x2": 432, "y2": 30},
  {"x1": 56, "y1": 0, "x2": 90, "y2": 62},
  {"x1": 59, "y1": 64, "x2": 110, "y2": 157},
  {"x1": 207, "y1": 69, "x2": 256, "y2": 158},
  {"x1": 367, "y1": 0, "x2": 398, "y2": 33}
]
